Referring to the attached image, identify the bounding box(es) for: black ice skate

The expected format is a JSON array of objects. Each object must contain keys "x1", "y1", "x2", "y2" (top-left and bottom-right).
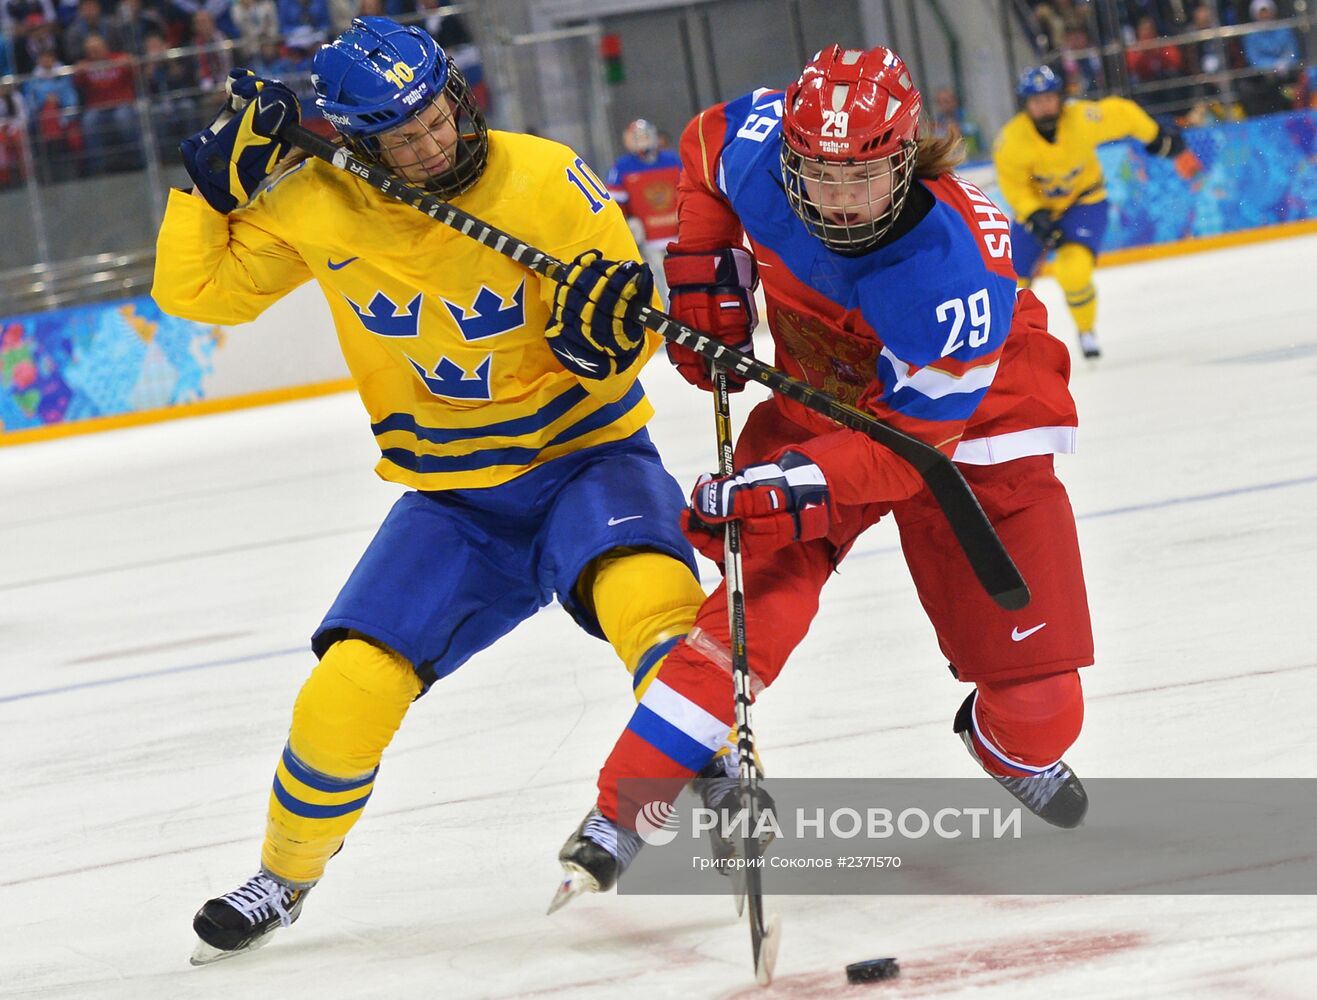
[
  {"x1": 691, "y1": 751, "x2": 778, "y2": 875},
  {"x1": 547, "y1": 809, "x2": 643, "y2": 914},
  {"x1": 1077, "y1": 330, "x2": 1101, "y2": 360},
  {"x1": 190, "y1": 870, "x2": 310, "y2": 965},
  {"x1": 954, "y1": 692, "x2": 1088, "y2": 829}
]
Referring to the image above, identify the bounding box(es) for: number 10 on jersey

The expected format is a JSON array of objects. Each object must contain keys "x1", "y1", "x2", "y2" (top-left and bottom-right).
[{"x1": 566, "y1": 157, "x2": 612, "y2": 214}]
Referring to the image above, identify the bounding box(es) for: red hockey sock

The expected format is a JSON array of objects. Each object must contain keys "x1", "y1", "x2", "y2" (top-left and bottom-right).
[
  {"x1": 968, "y1": 671, "x2": 1084, "y2": 778},
  {"x1": 596, "y1": 640, "x2": 737, "y2": 827}
]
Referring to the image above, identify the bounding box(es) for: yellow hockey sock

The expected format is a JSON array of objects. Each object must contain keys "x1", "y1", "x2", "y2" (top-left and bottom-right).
[
  {"x1": 584, "y1": 550, "x2": 755, "y2": 767},
  {"x1": 581, "y1": 548, "x2": 705, "y2": 696},
  {"x1": 1053, "y1": 243, "x2": 1098, "y2": 334},
  {"x1": 262, "y1": 635, "x2": 422, "y2": 887}
]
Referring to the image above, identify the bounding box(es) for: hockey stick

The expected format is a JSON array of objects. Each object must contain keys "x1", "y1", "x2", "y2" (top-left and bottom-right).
[
  {"x1": 1025, "y1": 226, "x2": 1063, "y2": 284},
  {"x1": 711, "y1": 367, "x2": 781, "y2": 985},
  {"x1": 279, "y1": 123, "x2": 1029, "y2": 611}
]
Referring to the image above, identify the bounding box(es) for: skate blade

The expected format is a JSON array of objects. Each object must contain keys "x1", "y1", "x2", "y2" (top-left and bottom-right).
[
  {"x1": 709, "y1": 838, "x2": 745, "y2": 917},
  {"x1": 730, "y1": 867, "x2": 746, "y2": 918},
  {"x1": 719, "y1": 839, "x2": 775, "y2": 920},
  {"x1": 546, "y1": 863, "x2": 600, "y2": 915},
  {"x1": 754, "y1": 913, "x2": 782, "y2": 986},
  {"x1": 189, "y1": 930, "x2": 274, "y2": 967}
]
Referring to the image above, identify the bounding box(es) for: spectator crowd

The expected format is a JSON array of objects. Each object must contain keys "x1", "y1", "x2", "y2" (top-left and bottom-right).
[
  {"x1": 0, "y1": 0, "x2": 1309, "y2": 193},
  {"x1": 845, "y1": 0, "x2": 1308, "y2": 173},
  {"x1": 0, "y1": 0, "x2": 484, "y2": 186},
  {"x1": 1022, "y1": 0, "x2": 1308, "y2": 120}
]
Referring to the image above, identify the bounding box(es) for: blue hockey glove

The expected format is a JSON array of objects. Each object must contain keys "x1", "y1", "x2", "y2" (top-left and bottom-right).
[
  {"x1": 1024, "y1": 209, "x2": 1061, "y2": 249},
  {"x1": 180, "y1": 69, "x2": 300, "y2": 214},
  {"x1": 1144, "y1": 125, "x2": 1185, "y2": 159},
  {"x1": 1145, "y1": 125, "x2": 1203, "y2": 180},
  {"x1": 546, "y1": 250, "x2": 653, "y2": 380}
]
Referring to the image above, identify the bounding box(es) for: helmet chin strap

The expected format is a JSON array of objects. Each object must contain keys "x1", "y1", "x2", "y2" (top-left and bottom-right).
[
  {"x1": 424, "y1": 131, "x2": 480, "y2": 195},
  {"x1": 1031, "y1": 115, "x2": 1059, "y2": 142}
]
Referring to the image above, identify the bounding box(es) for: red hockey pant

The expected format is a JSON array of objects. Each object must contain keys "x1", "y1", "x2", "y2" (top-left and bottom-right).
[{"x1": 596, "y1": 409, "x2": 1094, "y2": 823}]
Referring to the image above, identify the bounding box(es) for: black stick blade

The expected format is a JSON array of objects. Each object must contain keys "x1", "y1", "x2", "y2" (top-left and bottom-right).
[{"x1": 920, "y1": 461, "x2": 1031, "y2": 610}]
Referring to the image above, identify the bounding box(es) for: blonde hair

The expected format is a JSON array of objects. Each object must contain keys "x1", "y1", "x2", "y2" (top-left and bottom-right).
[
  {"x1": 914, "y1": 123, "x2": 967, "y2": 179},
  {"x1": 264, "y1": 144, "x2": 320, "y2": 187}
]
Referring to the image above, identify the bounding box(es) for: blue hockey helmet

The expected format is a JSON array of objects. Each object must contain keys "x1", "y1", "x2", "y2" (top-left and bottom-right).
[
  {"x1": 312, "y1": 16, "x2": 489, "y2": 197},
  {"x1": 1016, "y1": 65, "x2": 1062, "y2": 100}
]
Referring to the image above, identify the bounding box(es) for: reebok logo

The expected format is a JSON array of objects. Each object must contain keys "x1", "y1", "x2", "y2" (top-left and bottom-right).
[
  {"x1": 607, "y1": 515, "x2": 643, "y2": 526},
  {"x1": 1011, "y1": 623, "x2": 1047, "y2": 642},
  {"x1": 556, "y1": 346, "x2": 599, "y2": 372}
]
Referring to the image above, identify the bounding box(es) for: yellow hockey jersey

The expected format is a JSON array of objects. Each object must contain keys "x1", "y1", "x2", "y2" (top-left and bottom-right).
[
  {"x1": 153, "y1": 131, "x2": 660, "y2": 491},
  {"x1": 992, "y1": 97, "x2": 1161, "y2": 221}
]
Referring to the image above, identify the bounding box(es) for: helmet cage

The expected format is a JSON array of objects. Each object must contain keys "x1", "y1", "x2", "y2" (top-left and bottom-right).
[
  {"x1": 1016, "y1": 66, "x2": 1063, "y2": 137},
  {"x1": 314, "y1": 16, "x2": 489, "y2": 198},
  {"x1": 780, "y1": 139, "x2": 918, "y2": 254},
  {"x1": 779, "y1": 45, "x2": 923, "y2": 254},
  {"x1": 346, "y1": 63, "x2": 488, "y2": 199},
  {"x1": 623, "y1": 118, "x2": 660, "y2": 160}
]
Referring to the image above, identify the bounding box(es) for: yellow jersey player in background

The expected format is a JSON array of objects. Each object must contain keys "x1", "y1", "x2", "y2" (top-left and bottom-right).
[
  {"x1": 993, "y1": 65, "x2": 1202, "y2": 359},
  {"x1": 153, "y1": 16, "x2": 709, "y2": 964}
]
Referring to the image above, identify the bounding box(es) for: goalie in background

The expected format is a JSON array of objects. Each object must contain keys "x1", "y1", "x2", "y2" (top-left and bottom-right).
[
  {"x1": 152, "y1": 15, "x2": 710, "y2": 964},
  {"x1": 606, "y1": 118, "x2": 682, "y2": 304},
  {"x1": 554, "y1": 44, "x2": 1099, "y2": 903}
]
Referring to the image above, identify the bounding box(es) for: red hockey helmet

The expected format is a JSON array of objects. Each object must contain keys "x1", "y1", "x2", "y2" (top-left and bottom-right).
[{"x1": 781, "y1": 45, "x2": 923, "y2": 253}]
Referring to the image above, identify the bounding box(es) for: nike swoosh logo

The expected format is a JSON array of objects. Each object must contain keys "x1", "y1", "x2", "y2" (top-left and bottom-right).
[
  {"x1": 327, "y1": 257, "x2": 359, "y2": 271},
  {"x1": 607, "y1": 515, "x2": 644, "y2": 526},
  {"x1": 1011, "y1": 623, "x2": 1047, "y2": 642}
]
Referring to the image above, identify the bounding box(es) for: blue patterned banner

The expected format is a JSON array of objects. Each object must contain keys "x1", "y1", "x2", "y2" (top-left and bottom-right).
[
  {"x1": 1101, "y1": 110, "x2": 1316, "y2": 250},
  {"x1": 0, "y1": 296, "x2": 219, "y2": 434},
  {"x1": 967, "y1": 109, "x2": 1315, "y2": 253}
]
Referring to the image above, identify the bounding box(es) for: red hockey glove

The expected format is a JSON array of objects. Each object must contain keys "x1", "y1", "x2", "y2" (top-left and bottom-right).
[
  {"x1": 680, "y1": 508, "x2": 728, "y2": 563},
  {"x1": 662, "y1": 247, "x2": 759, "y2": 392},
  {"x1": 682, "y1": 451, "x2": 831, "y2": 557}
]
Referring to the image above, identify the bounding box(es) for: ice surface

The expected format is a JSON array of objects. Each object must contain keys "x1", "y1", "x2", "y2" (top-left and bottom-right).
[{"x1": 3, "y1": 236, "x2": 1315, "y2": 998}]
